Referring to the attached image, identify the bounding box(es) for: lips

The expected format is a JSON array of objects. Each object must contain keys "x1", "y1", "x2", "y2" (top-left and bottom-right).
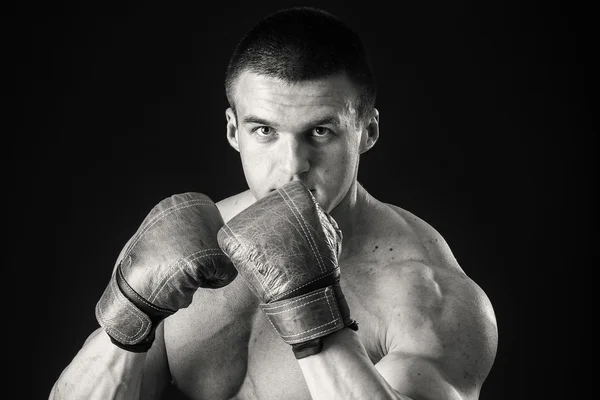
[{"x1": 269, "y1": 184, "x2": 315, "y2": 193}]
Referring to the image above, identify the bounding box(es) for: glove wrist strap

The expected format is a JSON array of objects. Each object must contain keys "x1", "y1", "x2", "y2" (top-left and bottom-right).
[
  {"x1": 95, "y1": 266, "x2": 171, "y2": 351},
  {"x1": 291, "y1": 321, "x2": 359, "y2": 360},
  {"x1": 108, "y1": 329, "x2": 155, "y2": 353},
  {"x1": 260, "y1": 284, "x2": 358, "y2": 358},
  {"x1": 292, "y1": 338, "x2": 324, "y2": 359}
]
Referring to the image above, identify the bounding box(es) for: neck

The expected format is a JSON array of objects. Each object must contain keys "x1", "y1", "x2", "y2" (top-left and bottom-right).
[{"x1": 329, "y1": 180, "x2": 370, "y2": 250}]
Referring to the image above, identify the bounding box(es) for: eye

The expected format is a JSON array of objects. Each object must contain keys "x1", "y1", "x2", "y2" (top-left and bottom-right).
[
  {"x1": 312, "y1": 127, "x2": 331, "y2": 137},
  {"x1": 254, "y1": 126, "x2": 275, "y2": 137}
]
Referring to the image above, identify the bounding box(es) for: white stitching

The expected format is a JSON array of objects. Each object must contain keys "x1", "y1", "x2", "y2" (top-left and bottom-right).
[
  {"x1": 129, "y1": 199, "x2": 213, "y2": 250},
  {"x1": 278, "y1": 320, "x2": 339, "y2": 338},
  {"x1": 147, "y1": 250, "x2": 225, "y2": 302},
  {"x1": 291, "y1": 326, "x2": 341, "y2": 342},
  {"x1": 127, "y1": 198, "x2": 214, "y2": 257},
  {"x1": 146, "y1": 249, "x2": 223, "y2": 300},
  {"x1": 97, "y1": 278, "x2": 147, "y2": 341},
  {"x1": 262, "y1": 289, "x2": 325, "y2": 310},
  {"x1": 274, "y1": 268, "x2": 338, "y2": 300},
  {"x1": 279, "y1": 186, "x2": 325, "y2": 274},
  {"x1": 278, "y1": 186, "x2": 325, "y2": 274},
  {"x1": 324, "y1": 287, "x2": 338, "y2": 321},
  {"x1": 120, "y1": 266, "x2": 176, "y2": 313},
  {"x1": 262, "y1": 288, "x2": 341, "y2": 340},
  {"x1": 264, "y1": 297, "x2": 327, "y2": 315}
]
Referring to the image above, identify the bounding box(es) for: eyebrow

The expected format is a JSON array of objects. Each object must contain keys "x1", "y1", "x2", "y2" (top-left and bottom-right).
[{"x1": 241, "y1": 114, "x2": 340, "y2": 129}]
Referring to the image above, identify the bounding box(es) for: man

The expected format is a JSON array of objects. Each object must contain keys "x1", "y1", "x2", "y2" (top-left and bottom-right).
[{"x1": 50, "y1": 6, "x2": 498, "y2": 400}]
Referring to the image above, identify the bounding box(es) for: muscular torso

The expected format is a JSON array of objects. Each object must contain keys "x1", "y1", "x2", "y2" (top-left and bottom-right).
[{"x1": 161, "y1": 190, "x2": 478, "y2": 400}]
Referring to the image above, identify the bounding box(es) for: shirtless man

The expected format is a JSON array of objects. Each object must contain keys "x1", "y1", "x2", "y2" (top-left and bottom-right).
[{"x1": 49, "y1": 6, "x2": 498, "y2": 400}]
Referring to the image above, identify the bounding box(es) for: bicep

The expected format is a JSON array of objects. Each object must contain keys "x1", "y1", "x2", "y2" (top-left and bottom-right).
[{"x1": 375, "y1": 351, "x2": 463, "y2": 400}]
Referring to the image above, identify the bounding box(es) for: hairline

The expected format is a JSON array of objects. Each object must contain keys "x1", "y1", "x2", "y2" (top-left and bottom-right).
[{"x1": 226, "y1": 68, "x2": 373, "y2": 127}]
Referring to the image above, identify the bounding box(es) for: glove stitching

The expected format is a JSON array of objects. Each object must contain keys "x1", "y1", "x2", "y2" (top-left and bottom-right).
[
  {"x1": 262, "y1": 306, "x2": 335, "y2": 340},
  {"x1": 146, "y1": 249, "x2": 223, "y2": 301},
  {"x1": 98, "y1": 277, "x2": 149, "y2": 342},
  {"x1": 278, "y1": 187, "x2": 326, "y2": 275},
  {"x1": 264, "y1": 289, "x2": 338, "y2": 324},
  {"x1": 262, "y1": 304, "x2": 339, "y2": 343},
  {"x1": 279, "y1": 186, "x2": 325, "y2": 274},
  {"x1": 147, "y1": 250, "x2": 225, "y2": 303},
  {"x1": 279, "y1": 320, "x2": 338, "y2": 338},
  {"x1": 319, "y1": 207, "x2": 343, "y2": 258},
  {"x1": 323, "y1": 286, "x2": 339, "y2": 323},
  {"x1": 129, "y1": 198, "x2": 212, "y2": 250},
  {"x1": 185, "y1": 249, "x2": 228, "y2": 266},
  {"x1": 282, "y1": 288, "x2": 339, "y2": 339},
  {"x1": 262, "y1": 289, "x2": 342, "y2": 341},
  {"x1": 274, "y1": 268, "x2": 337, "y2": 301},
  {"x1": 126, "y1": 199, "x2": 215, "y2": 259},
  {"x1": 292, "y1": 325, "x2": 341, "y2": 342},
  {"x1": 262, "y1": 288, "x2": 328, "y2": 310},
  {"x1": 263, "y1": 296, "x2": 329, "y2": 315}
]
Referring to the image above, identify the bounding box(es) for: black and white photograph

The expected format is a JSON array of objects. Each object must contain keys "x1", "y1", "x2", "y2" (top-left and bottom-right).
[{"x1": 12, "y1": 0, "x2": 592, "y2": 399}]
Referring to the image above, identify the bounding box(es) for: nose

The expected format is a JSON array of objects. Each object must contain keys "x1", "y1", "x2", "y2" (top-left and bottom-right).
[{"x1": 278, "y1": 136, "x2": 310, "y2": 178}]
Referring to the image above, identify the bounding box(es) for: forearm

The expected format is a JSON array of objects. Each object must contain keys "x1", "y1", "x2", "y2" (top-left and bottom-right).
[
  {"x1": 49, "y1": 328, "x2": 147, "y2": 400},
  {"x1": 298, "y1": 329, "x2": 411, "y2": 400}
]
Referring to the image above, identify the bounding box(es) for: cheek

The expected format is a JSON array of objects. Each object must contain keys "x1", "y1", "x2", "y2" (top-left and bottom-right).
[
  {"x1": 319, "y1": 142, "x2": 358, "y2": 175},
  {"x1": 240, "y1": 150, "x2": 265, "y2": 179},
  {"x1": 315, "y1": 144, "x2": 359, "y2": 203},
  {"x1": 239, "y1": 146, "x2": 273, "y2": 197}
]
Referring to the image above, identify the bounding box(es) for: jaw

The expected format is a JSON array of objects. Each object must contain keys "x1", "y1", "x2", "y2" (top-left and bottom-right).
[{"x1": 328, "y1": 178, "x2": 369, "y2": 239}]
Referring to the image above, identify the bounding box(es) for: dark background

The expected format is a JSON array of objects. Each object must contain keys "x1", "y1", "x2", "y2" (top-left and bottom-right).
[{"x1": 10, "y1": 0, "x2": 593, "y2": 399}]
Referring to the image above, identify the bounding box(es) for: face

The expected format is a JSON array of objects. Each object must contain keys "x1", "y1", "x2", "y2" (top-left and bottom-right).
[{"x1": 226, "y1": 71, "x2": 378, "y2": 213}]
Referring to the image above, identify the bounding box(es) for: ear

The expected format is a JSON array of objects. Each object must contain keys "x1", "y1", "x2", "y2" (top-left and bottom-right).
[
  {"x1": 225, "y1": 107, "x2": 240, "y2": 152},
  {"x1": 359, "y1": 108, "x2": 379, "y2": 154}
]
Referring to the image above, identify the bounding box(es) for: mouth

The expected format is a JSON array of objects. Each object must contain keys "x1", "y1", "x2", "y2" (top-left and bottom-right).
[{"x1": 269, "y1": 185, "x2": 316, "y2": 194}]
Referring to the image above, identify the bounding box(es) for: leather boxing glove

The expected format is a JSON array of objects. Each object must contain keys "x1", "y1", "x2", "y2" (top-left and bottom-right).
[
  {"x1": 217, "y1": 181, "x2": 358, "y2": 359},
  {"x1": 96, "y1": 192, "x2": 236, "y2": 352}
]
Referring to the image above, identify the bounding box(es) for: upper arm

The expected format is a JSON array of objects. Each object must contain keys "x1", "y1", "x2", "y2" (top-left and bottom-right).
[
  {"x1": 375, "y1": 352, "x2": 464, "y2": 400},
  {"x1": 373, "y1": 262, "x2": 498, "y2": 400}
]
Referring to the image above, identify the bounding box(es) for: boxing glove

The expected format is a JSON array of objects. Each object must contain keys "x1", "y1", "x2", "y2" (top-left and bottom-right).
[
  {"x1": 96, "y1": 192, "x2": 236, "y2": 352},
  {"x1": 217, "y1": 181, "x2": 358, "y2": 359}
]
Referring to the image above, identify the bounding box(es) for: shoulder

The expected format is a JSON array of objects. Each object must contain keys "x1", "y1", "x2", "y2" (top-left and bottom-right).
[
  {"x1": 215, "y1": 190, "x2": 256, "y2": 223},
  {"x1": 382, "y1": 201, "x2": 464, "y2": 273},
  {"x1": 368, "y1": 260, "x2": 498, "y2": 398},
  {"x1": 381, "y1": 254, "x2": 497, "y2": 393},
  {"x1": 365, "y1": 199, "x2": 498, "y2": 393},
  {"x1": 393, "y1": 261, "x2": 498, "y2": 390}
]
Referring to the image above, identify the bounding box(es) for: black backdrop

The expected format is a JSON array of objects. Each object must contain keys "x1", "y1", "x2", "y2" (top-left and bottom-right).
[{"x1": 11, "y1": 0, "x2": 593, "y2": 399}]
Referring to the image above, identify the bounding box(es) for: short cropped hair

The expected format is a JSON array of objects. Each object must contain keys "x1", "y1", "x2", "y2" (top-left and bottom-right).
[{"x1": 225, "y1": 6, "x2": 377, "y2": 124}]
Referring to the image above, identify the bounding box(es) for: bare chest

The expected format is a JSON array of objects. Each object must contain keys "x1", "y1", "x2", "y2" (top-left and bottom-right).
[{"x1": 164, "y1": 259, "x2": 391, "y2": 400}]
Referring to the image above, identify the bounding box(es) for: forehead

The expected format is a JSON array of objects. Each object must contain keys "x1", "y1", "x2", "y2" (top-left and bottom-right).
[{"x1": 233, "y1": 71, "x2": 359, "y2": 125}]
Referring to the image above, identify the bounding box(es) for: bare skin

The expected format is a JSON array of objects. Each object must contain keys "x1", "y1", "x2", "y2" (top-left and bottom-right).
[
  {"x1": 49, "y1": 72, "x2": 497, "y2": 400},
  {"x1": 160, "y1": 186, "x2": 497, "y2": 400}
]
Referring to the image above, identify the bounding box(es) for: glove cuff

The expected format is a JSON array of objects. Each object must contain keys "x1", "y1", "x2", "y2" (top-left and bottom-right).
[
  {"x1": 95, "y1": 267, "x2": 171, "y2": 350},
  {"x1": 259, "y1": 285, "x2": 358, "y2": 352}
]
